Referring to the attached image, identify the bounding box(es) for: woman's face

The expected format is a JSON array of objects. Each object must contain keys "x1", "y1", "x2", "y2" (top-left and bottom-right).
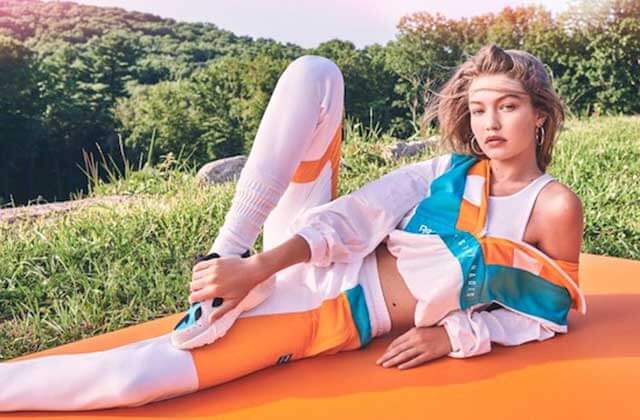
[{"x1": 468, "y1": 74, "x2": 544, "y2": 163}]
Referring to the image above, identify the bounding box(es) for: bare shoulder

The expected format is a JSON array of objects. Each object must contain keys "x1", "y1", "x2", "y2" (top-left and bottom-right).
[
  {"x1": 537, "y1": 181, "x2": 584, "y2": 220},
  {"x1": 532, "y1": 180, "x2": 584, "y2": 262}
]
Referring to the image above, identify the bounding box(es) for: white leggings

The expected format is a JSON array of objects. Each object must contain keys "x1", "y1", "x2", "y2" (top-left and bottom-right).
[
  {"x1": 0, "y1": 55, "x2": 390, "y2": 412},
  {"x1": 211, "y1": 54, "x2": 345, "y2": 256}
]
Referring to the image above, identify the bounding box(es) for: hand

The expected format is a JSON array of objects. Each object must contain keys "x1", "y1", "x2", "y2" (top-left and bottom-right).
[
  {"x1": 376, "y1": 326, "x2": 452, "y2": 370},
  {"x1": 189, "y1": 255, "x2": 271, "y2": 322}
]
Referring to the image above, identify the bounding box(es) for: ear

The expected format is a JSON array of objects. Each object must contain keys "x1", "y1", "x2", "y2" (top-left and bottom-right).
[{"x1": 535, "y1": 110, "x2": 547, "y2": 127}]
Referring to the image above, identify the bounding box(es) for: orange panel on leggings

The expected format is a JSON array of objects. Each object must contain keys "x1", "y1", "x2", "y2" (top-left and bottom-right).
[
  {"x1": 191, "y1": 290, "x2": 361, "y2": 390},
  {"x1": 291, "y1": 123, "x2": 342, "y2": 199}
]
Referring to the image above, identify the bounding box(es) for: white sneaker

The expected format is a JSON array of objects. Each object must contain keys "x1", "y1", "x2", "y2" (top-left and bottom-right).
[{"x1": 171, "y1": 251, "x2": 275, "y2": 350}]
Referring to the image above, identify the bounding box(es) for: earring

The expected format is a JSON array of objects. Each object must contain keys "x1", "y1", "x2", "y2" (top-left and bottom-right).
[
  {"x1": 536, "y1": 125, "x2": 545, "y2": 146},
  {"x1": 470, "y1": 136, "x2": 484, "y2": 155}
]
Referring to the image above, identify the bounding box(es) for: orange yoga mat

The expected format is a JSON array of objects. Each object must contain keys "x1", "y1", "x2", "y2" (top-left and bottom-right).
[{"x1": 2, "y1": 253, "x2": 639, "y2": 420}]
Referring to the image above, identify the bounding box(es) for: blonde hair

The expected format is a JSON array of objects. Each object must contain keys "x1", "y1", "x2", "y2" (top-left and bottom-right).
[{"x1": 423, "y1": 44, "x2": 566, "y2": 171}]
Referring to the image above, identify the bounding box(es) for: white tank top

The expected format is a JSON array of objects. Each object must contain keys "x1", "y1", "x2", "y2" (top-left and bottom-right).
[{"x1": 486, "y1": 173, "x2": 555, "y2": 241}]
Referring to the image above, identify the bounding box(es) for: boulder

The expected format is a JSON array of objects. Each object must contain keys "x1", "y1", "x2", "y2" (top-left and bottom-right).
[
  {"x1": 0, "y1": 195, "x2": 133, "y2": 225},
  {"x1": 382, "y1": 136, "x2": 440, "y2": 160},
  {"x1": 196, "y1": 155, "x2": 247, "y2": 185}
]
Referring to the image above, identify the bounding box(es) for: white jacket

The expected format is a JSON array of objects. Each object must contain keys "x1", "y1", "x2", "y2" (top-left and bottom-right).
[{"x1": 291, "y1": 154, "x2": 557, "y2": 358}]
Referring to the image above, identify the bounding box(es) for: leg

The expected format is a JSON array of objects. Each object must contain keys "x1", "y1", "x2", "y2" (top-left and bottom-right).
[
  {"x1": 210, "y1": 54, "x2": 344, "y2": 255},
  {"x1": 171, "y1": 55, "x2": 344, "y2": 348},
  {"x1": 0, "y1": 278, "x2": 365, "y2": 412},
  {"x1": 0, "y1": 55, "x2": 351, "y2": 412},
  {"x1": 0, "y1": 334, "x2": 196, "y2": 411}
]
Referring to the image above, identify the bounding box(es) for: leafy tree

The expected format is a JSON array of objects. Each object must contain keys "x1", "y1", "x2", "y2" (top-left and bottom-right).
[
  {"x1": 486, "y1": 6, "x2": 552, "y2": 49},
  {"x1": 116, "y1": 54, "x2": 290, "y2": 167},
  {"x1": 385, "y1": 13, "x2": 466, "y2": 138},
  {"x1": 0, "y1": 0, "x2": 638, "y2": 204},
  {"x1": 0, "y1": 35, "x2": 41, "y2": 203},
  {"x1": 310, "y1": 40, "x2": 397, "y2": 131},
  {"x1": 588, "y1": 17, "x2": 639, "y2": 114},
  {"x1": 79, "y1": 30, "x2": 143, "y2": 105},
  {"x1": 35, "y1": 42, "x2": 114, "y2": 198},
  {"x1": 557, "y1": 0, "x2": 640, "y2": 114}
]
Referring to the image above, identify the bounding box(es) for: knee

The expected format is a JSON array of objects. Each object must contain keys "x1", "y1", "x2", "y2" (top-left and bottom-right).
[
  {"x1": 104, "y1": 371, "x2": 147, "y2": 407},
  {"x1": 284, "y1": 55, "x2": 344, "y2": 90}
]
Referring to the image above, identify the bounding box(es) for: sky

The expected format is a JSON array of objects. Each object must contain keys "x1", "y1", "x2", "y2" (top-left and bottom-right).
[{"x1": 73, "y1": 0, "x2": 572, "y2": 49}]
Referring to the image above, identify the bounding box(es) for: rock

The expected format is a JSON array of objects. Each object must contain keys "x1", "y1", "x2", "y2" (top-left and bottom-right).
[
  {"x1": 382, "y1": 136, "x2": 439, "y2": 160},
  {"x1": 0, "y1": 195, "x2": 133, "y2": 225},
  {"x1": 196, "y1": 155, "x2": 247, "y2": 185}
]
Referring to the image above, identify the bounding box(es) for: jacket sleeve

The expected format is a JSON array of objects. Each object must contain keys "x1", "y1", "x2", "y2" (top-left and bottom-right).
[
  {"x1": 289, "y1": 154, "x2": 451, "y2": 267},
  {"x1": 437, "y1": 308, "x2": 557, "y2": 358}
]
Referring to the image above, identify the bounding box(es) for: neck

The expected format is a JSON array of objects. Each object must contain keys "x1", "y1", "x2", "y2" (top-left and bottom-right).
[{"x1": 488, "y1": 149, "x2": 542, "y2": 184}]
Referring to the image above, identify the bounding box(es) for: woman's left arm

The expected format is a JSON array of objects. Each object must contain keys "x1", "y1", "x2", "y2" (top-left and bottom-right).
[
  {"x1": 376, "y1": 325, "x2": 453, "y2": 369},
  {"x1": 535, "y1": 182, "x2": 584, "y2": 263},
  {"x1": 377, "y1": 308, "x2": 558, "y2": 368}
]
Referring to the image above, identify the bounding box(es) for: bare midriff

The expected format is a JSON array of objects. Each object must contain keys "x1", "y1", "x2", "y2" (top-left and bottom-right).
[{"x1": 374, "y1": 239, "x2": 417, "y2": 335}]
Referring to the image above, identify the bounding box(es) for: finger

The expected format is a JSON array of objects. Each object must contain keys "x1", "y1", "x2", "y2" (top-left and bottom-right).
[
  {"x1": 377, "y1": 340, "x2": 414, "y2": 365},
  {"x1": 377, "y1": 341, "x2": 403, "y2": 365},
  {"x1": 192, "y1": 260, "x2": 214, "y2": 274},
  {"x1": 192, "y1": 261, "x2": 206, "y2": 273},
  {"x1": 398, "y1": 353, "x2": 432, "y2": 370},
  {"x1": 381, "y1": 348, "x2": 421, "y2": 368},
  {"x1": 381, "y1": 348, "x2": 420, "y2": 368},
  {"x1": 208, "y1": 300, "x2": 238, "y2": 323},
  {"x1": 377, "y1": 341, "x2": 401, "y2": 365},
  {"x1": 387, "y1": 329, "x2": 414, "y2": 350},
  {"x1": 376, "y1": 350, "x2": 397, "y2": 366},
  {"x1": 190, "y1": 278, "x2": 209, "y2": 292},
  {"x1": 189, "y1": 285, "x2": 218, "y2": 304},
  {"x1": 191, "y1": 267, "x2": 214, "y2": 282}
]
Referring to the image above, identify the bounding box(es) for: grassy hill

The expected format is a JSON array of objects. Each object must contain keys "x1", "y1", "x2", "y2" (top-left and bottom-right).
[{"x1": 1, "y1": 115, "x2": 638, "y2": 360}]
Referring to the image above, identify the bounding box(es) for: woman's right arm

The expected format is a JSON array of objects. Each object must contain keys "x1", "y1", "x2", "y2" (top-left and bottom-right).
[
  {"x1": 190, "y1": 233, "x2": 312, "y2": 307},
  {"x1": 251, "y1": 233, "x2": 312, "y2": 278},
  {"x1": 189, "y1": 152, "x2": 450, "y2": 312},
  {"x1": 191, "y1": 155, "x2": 450, "y2": 310},
  {"x1": 289, "y1": 154, "x2": 452, "y2": 267}
]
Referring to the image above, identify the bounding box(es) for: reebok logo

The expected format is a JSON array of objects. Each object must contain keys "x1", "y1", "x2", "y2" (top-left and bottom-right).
[
  {"x1": 276, "y1": 353, "x2": 293, "y2": 365},
  {"x1": 419, "y1": 224, "x2": 434, "y2": 234}
]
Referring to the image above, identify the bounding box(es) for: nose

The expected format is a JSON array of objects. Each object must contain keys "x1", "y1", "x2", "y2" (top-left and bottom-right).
[{"x1": 485, "y1": 110, "x2": 500, "y2": 131}]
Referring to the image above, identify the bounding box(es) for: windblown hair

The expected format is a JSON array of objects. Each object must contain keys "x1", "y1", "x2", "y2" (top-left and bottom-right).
[{"x1": 424, "y1": 44, "x2": 566, "y2": 171}]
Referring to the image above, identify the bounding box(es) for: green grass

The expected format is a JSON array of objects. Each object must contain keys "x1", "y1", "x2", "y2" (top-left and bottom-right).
[
  {"x1": 550, "y1": 116, "x2": 640, "y2": 258},
  {"x1": 1, "y1": 115, "x2": 638, "y2": 360}
]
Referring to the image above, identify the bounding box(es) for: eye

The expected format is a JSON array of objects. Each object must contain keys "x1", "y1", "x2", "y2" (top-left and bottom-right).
[
  {"x1": 470, "y1": 109, "x2": 484, "y2": 116},
  {"x1": 500, "y1": 104, "x2": 516, "y2": 111}
]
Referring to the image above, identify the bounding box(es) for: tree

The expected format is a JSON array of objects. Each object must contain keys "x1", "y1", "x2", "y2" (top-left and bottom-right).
[
  {"x1": 486, "y1": 6, "x2": 552, "y2": 50},
  {"x1": 310, "y1": 40, "x2": 397, "y2": 131},
  {"x1": 116, "y1": 54, "x2": 290, "y2": 167},
  {"x1": 586, "y1": 16, "x2": 640, "y2": 114},
  {"x1": 0, "y1": 35, "x2": 41, "y2": 203},
  {"x1": 386, "y1": 13, "x2": 466, "y2": 138},
  {"x1": 558, "y1": 0, "x2": 640, "y2": 114}
]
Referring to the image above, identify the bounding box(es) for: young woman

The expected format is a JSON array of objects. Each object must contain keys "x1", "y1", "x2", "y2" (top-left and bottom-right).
[{"x1": 0, "y1": 44, "x2": 585, "y2": 412}]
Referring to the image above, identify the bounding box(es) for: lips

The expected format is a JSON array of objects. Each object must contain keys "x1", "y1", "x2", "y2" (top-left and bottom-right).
[{"x1": 485, "y1": 136, "x2": 506, "y2": 144}]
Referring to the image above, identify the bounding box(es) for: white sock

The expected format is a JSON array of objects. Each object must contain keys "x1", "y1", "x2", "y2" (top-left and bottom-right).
[{"x1": 208, "y1": 169, "x2": 287, "y2": 256}]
